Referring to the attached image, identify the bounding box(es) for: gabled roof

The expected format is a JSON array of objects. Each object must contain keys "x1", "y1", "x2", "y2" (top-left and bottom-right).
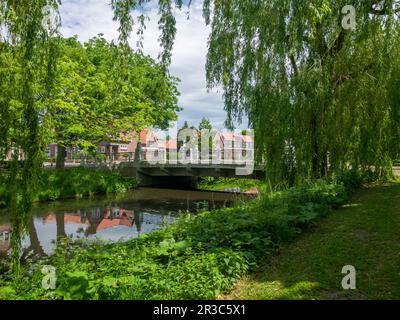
[
  {"x1": 221, "y1": 132, "x2": 254, "y2": 143},
  {"x1": 140, "y1": 129, "x2": 159, "y2": 144},
  {"x1": 97, "y1": 212, "x2": 134, "y2": 231}
]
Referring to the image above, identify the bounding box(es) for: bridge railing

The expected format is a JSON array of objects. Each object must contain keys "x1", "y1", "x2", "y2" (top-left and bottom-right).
[{"x1": 64, "y1": 151, "x2": 257, "y2": 166}]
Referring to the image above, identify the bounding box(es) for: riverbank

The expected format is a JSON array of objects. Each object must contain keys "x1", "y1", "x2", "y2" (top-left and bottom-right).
[
  {"x1": 0, "y1": 168, "x2": 138, "y2": 208},
  {"x1": 224, "y1": 182, "x2": 400, "y2": 300},
  {"x1": 198, "y1": 177, "x2": 263, "y2": 194},
  {"x1": 1, "y1": 175, "x2": 360, "y2": 300}
]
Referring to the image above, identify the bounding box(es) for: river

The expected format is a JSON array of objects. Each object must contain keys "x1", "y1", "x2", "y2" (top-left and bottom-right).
[{"x1": 0, "y1": 188, "x2": 243, "y2": 259}]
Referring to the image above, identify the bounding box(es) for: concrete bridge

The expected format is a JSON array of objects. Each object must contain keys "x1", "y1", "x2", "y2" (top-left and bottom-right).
[
  {"x1": 39, "y1": 151, "x2": 400, "y2": 189},
  {"x1": 117, "y1": 162, "x2": 264, "y2": 189}
]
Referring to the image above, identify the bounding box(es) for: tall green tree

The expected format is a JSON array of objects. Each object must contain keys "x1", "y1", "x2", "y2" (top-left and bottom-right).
[
  {"x1": 199, "y1": 117, "x2": 212, "y2": 131},
  {"x1": 202, "y1": 0, "x2": 400, "y2": 183},
  {"x1": 46, "y1": 36, "x2": 180, "y2": 168}
]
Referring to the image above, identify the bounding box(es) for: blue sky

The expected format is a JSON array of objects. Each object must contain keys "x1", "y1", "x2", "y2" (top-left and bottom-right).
[{"x1": 59, "y1": 0, "x2": 227, "y2": 129}]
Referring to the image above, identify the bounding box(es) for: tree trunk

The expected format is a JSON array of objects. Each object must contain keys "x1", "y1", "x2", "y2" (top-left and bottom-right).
[
  {"x1": 28, "y1": 216, "x2": 45, "y2": 257},
  {"x1": 56, "y1": 144, "x2": 66, "y2": 169},
  {"x1": 310, "y1": 105, "x2": 330, "y2": 179},
  {"x1": 321, "y1": 153, "x2": 329, "y2": 177},
  {"x1": 311, "y1": 113, "x2": 320, "y2": 179}
]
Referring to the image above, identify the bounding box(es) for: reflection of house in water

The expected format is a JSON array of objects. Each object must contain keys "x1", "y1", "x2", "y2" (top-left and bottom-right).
[
  {"x1": 44, "y1": 207, "x2": 144, "y2": 238},
  {"x1": 0, "y1": 224, "x2": 12, "y2": 253},
  {"x1": 96, "y1": 208, "x2": 134, "y2": 232}
]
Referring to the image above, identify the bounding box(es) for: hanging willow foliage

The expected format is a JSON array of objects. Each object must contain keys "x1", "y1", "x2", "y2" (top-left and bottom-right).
[
  {"x1": 202, "y1": 0, "x2": 400, "y2": 184},
  {"x1": 0, "y1": 0, "x2": 60, "y2": 274},
  {"x1": 111, "y1": 0, "x2": 190, "y2": 67},
  {"x1": 112, "y1": 0, "x2": 400, "y2": 184}
]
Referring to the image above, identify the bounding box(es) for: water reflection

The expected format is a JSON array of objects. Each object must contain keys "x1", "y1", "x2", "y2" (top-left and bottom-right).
[{"x1": 0, "y1": 188, "x2": 239, "y2": 259}]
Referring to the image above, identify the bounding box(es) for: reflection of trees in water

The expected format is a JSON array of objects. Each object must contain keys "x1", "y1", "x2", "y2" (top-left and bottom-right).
[
  {"x1": 10, "y1": 206, "x2": 30, "y2": 275},
  {"x1": 6, "y1": 203, "x2": 175, "y2": 264},
  {"x1": 134, "y1": 211, "x2": 144, "y2": 234},
  {"x1": 56, "y1": 213, "x2": 66, "y2": 239},
  {"x1": 21, "y1": 216, "x2": 46, "y2": 262},
  {"x1": 85, "y1": 208, "x2": 106, "y2": 236}
]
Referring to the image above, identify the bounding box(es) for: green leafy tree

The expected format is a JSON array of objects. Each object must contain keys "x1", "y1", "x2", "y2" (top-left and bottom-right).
[
  {"x1": 199, "y1": 117, "x2": 212, "y2": 131},
  {"x1": 198, "y1": 117, "x2": 213, "y2": 156},
  {"x1": 46, "y1": 36, "x2": 181, "y2": 168},
  {"x1": 201, "y1": 1, "x2": 400, "y2": 183}
]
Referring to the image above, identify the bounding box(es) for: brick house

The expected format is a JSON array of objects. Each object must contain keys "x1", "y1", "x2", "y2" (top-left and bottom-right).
[{"x1": 213, "y1": 132, "x2": 254, "y2": 163}]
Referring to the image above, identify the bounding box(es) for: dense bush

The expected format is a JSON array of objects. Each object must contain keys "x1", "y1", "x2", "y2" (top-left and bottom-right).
[
  {"x1": 0, "y1": 168, "x2": 137, "y2": 207},
  {"x1": 1, "y1": 180, "x2": 353, "y2": 300},
  {"x1": 198, "y1": 177, "x2": 263, "y2": 192},
  {"x1": 37, "y1": 168, "x2": 137, "y2": 201},
  {"x1": 332, "y1": 169, "x2": 379, "y2": 192}
]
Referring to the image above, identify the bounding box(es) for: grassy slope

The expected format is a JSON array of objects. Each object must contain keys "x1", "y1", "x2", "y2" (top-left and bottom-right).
[
  {"x1": 224, "y1": 182, "x2": 400, "y2": 300},
  {"x1": 198, "y1": 178, "x2": 263, "y2": 192}
]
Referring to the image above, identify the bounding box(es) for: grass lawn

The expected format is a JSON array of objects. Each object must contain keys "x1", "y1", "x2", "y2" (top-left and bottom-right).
[{"x1": 223, "y1": 182, "x2": 400, "y2": 300}]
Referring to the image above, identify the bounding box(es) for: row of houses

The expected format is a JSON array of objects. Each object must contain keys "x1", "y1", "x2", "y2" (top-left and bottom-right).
[
  {"x1": 5, "y1": 128, "x2": 254, "y2": 163},
  {"x1": 94, "y1": 129, "x2": 254, "y2": 163}
]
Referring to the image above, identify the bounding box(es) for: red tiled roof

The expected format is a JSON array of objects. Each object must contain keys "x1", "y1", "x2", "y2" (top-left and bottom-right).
[
  {"x1": 221, "y1": 133, "x2": 253, "y2": 143},
  {"x1": 96, "y1": 219, "x2": 121, "y2": 231},
  {"x1": 242, "y1": 135, "x2": 253, "y2": 143},
  {"x1": 96, "y1": 213, "x2": 134, "y2": 231},
  {"x1": 140, "y1": 129, "x2": 159, "y2": 144},
  {"x1": 64, "y1": 214, "x2": 89, "y2": 225},
  {"x1": 44, "y1": 213, "x2": 89, "y2": 225},
  {"x1": 166, "y1": 139, "x2": 177, "y2": 149},
  {"x1": 222, "y1": 132, "x2": 235, "y2": 141},
  {"x1": 139, "y1": 129, "x2": 149, "y2": 143}
]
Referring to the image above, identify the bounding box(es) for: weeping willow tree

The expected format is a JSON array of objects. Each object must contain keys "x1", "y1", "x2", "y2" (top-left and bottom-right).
[
  {"x1": 0, "y1": 0, "x2": 60, "y2": 274},
  {"x1": 112, "y1": 0, "x2": 400, "y2": 184},
  {"x1": 201, "y1": 0, "x2": 400, "y2": 184}
]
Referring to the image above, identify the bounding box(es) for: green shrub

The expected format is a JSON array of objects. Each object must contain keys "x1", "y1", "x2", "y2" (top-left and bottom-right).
[
  {"x1": 198, "y1": 177, "x2": 263, "y2": 192},
  {"x1": 35, "y1": 168, "x2": 138, "y2": 202},
  {"x1": 0, "y1": 168, "x2": 137, "y2": 207},
  {"x1": 0, "y1": 286, "x2": 16, "y2": 300},
  {"x1": 38, "y1": 189, "x2": 62, "y2": 201}
]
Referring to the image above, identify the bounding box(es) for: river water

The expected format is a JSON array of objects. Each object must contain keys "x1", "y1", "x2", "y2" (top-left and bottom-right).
[{"x1": 0, "y1": 188, "x2": 242, "y2": 258}]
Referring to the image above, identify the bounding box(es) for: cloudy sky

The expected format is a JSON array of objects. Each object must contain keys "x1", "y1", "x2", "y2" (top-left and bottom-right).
[{"x1": 59, "y1": 0, "x2": 228, "y2": 129}]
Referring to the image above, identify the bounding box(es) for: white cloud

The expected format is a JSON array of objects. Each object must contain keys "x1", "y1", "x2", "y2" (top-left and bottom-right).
[{"x1": 59, "y1": 0, "x2": 228, "y2": 129}]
